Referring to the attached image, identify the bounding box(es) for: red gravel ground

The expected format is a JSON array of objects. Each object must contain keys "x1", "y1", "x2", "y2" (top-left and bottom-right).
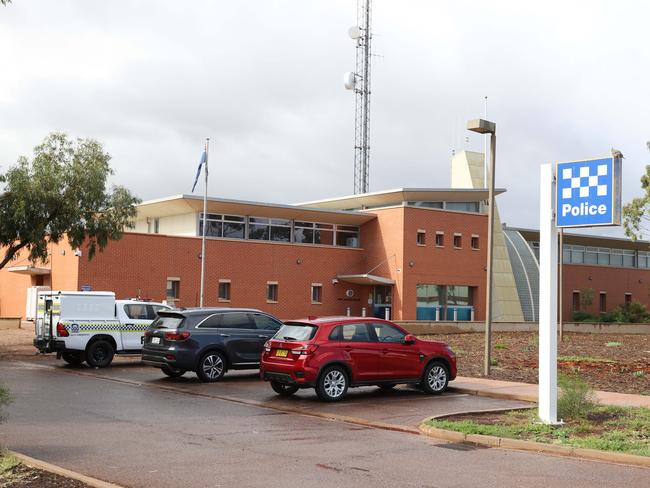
[{"x1": 420, "y1": 331, "x2": 650, "y2": 395}]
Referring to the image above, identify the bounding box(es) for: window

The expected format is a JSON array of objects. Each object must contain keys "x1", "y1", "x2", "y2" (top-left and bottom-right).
[
  {"x1": 371, "y1": 323, "x2": 406, "y2": 343},
  {"x1": 625, "y1": 293, "x2": 632, "y2": 305},
  {"x1": 154, "y1": 218, "x2": 160, "y2": 234},
  {"x1": 336, "y1": 225, "x2": 360, "y2": 247},
  {"x1": 435, "y1": 232, "x2": 444, "y2": 247},
  {"x1": 453, "y1": 234, "x2": 462, "y2": 249},
  {"x1": 123, "y1": 304, "x2": 161, "y2": 320},
  {"x1": 248, "y1": 218, "x2": 291, "y2": 242},
  {"x1": 311, "y1": 284, "x2": 322, "y2": 304},
  {"x1": 199, "y1": 213, "x2": 245, "y2": 239},
  {"x1": 445, "y1": 202, "x2": 480, "y2": 213},
  {"x1": 329, "y1": 323, "x2": 372, "y2": 342},
  {"x1": 471, "y1": 235, "x2": 479, "y2": 250},
  {"x1": 572, "y1": 291, "x2": 580, "y2": 311},
  {"x1": 275, "y1": 323, "x2": 317, "y2": 341},
  {"x1": 218, "y1": 280, "x2": 231, "y2": 301},
  {"x1": 417, "y1": 284, "x2": 444, "y2": 307},
  {"x1": 584, "y1": 247, "x2": 598, "y2": 265},
  {"x1": 267, "y1": 282, "x2": 278, "y2": 302},
  {"x1": 293, "y1": 222, "x2": 334, "y2": 245},
  {"x1": 220, "y1": 312, "x2": 255, "y2": 329},
  {"x1": 166, "y1": 278, "x2": 180, "y2": 301},
  {"x1": 252, "y1": 313, "x2": 282, "y2": 331},
  {"x1": 446, "y1": 285, "x2": 471, "y2": 306},
  {"x1": 416, "y1": 230, "x2": 426, "y2": 246},
  {"x1": 599, "y1": 293, "x2": 607, "y2": 313},
  {"x1": 198, "y1": 314, "x2": 222, "y2": 328}
]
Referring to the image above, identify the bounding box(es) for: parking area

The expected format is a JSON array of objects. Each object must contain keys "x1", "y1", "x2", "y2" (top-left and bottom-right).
[{"x1": 2, "y1": 357, "x2": 649, "y2": 488}]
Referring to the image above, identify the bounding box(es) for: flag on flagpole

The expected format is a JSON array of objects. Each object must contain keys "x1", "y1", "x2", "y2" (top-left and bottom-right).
[{"x1": 191, "y1": 150, "x2": 207, "y2": 193}]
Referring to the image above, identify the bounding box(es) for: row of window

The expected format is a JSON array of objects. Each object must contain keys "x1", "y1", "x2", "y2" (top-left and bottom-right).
[
  {"x1": 530, "y1": 242, "x2": 650, "y2": 269},
  {"x1": 199, "y1": 213, "x2": 360, "y2": 248},
  {"x1": 572, "y1": 290, "x2": 632, "y2": 313},
  {"x1": 166, "y1": 278, "x2": 323, "y2": 304},
  {"x1": 416, "y1": 284, "x2": 474, "y2": 307},
  {"x1": 406, "y1": 201, "x2": 481, "y2": 213},
  {"x1": 416, "y1": 231, "x2": 479, "y2": 250}
]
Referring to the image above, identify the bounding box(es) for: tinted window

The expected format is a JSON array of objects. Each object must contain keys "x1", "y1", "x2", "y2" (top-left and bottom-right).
[
  {"x1": 329, "y1": 323, "x2": 373, "y2": 342},
  {"x1": 197, "y1": 314, "x2": 222, "y2": 328},
  {"x1": 124, "y1": 304, "x2": 151, "y2": 320},
  {"x1": 274, "y1": 323, "x2": 317, "y2": 341},
  {"x1": 252, "y1": 314, "x2": 282, "y2": 331},
  {"x1": 371, "y1": 323, "x2": 406, "y2": 343},
  {"x1": 150, "y1": 315, "x2": 184, "y2": 329},
  {"x1": 220, "y1": 312, "x2": 255, "y2": 329}
]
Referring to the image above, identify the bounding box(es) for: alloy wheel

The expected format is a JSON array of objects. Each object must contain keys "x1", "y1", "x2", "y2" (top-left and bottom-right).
[
  {"x1": 427, "y1": 365, "x2": 447, "y2": 392},
  {"x1": 323, "y1": 370, "x2": 346, "y2": 399},
  {"x1": 202, "y1": 354, "x2": 224, "y2": 379}
]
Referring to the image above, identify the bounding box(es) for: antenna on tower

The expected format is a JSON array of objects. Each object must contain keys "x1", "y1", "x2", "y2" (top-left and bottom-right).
[{"x1": 343, "y1": 0, "x2": 372, "y2": 195}]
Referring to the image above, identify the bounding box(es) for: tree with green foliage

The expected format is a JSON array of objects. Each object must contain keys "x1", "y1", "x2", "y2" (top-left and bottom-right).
[
  {"x1": 623, "y1": 142, "x2": 650, "y2": 240},
  {"x1": 0, "y1": 133, "x2": 140, "y2": 271},
  {"x1": 579, "y1": 287, "x2": 594, "y2": 311}
]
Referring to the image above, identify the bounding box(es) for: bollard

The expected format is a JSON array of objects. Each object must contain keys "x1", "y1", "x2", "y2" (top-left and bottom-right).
[
  {"x1": 346, "y1": 307, "x2": 351, "y2": 317},
  {"x1": 361, "y1": 307, "x2": 366, "y2": 317},
  {"x1": 470, "y1": 308, "x2": 475, "y2": 321},
  {"x1": 434, "y1": 308, "x2": 439, "y2": 322},
  {"x1": 384, "y1": 308, "x2": 390, "y2": 320}
]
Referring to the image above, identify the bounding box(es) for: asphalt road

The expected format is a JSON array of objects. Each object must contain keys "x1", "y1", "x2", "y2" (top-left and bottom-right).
[{"x1": 0, "y1": 359, "x2": 648, "y2": 488}]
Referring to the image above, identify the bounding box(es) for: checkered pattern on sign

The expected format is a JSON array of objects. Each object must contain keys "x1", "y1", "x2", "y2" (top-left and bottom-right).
[
  {"x1": 63, "y1": 322, "x2": 150, "y2": 333},
  {"x1": 560, "y1": 165, "x2": 608, "y2": 200}
]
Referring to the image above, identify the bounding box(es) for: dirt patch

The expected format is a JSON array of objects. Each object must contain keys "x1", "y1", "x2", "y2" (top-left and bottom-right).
[
  {"x1": 419, "y1": 331, "x2": 650, "y2": 395},
  {"x1": 0, "y1": 463, "x2": 90, "y2": 488}
]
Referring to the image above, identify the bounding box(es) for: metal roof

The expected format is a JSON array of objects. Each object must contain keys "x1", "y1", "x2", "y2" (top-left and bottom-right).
[
  {"x1": 135, "y1": 194, "x2": 377, "y2": 226},
  {"x1": 295, "y1": 187, "x2": 506, "y2": 210}
]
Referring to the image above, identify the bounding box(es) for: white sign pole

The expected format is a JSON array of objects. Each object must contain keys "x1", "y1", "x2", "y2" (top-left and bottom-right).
[{"x1": 539, "y1": 163, "x2": 559, "y2": 424}]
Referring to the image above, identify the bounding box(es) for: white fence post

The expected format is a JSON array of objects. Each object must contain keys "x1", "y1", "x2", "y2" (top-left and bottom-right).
[{"x1": 361, "y1": 307, "x2": 366, "y2": 317}]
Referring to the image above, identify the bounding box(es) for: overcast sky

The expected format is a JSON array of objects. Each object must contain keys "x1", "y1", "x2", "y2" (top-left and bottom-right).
[{"x1": 1, "y1": 0, "x2": 649, "y2": 235}]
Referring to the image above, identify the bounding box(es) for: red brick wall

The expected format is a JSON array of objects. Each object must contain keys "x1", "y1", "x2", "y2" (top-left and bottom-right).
[
  {"x1": 562, "y1": 264, "x2": 650, "y2": 319},
  {"x1": 77, "y1": 233, "x2": 368, "y2": 320},
  {"x1": 400, "y1": 207, "x2": 488, "y2": 320}
]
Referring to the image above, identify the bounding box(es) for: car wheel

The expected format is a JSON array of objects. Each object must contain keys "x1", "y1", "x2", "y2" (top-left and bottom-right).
[
  {"x1": 196, "y1": 351, "x2": 226, "y2": 382},
  {"x1": 316, "y1": 366, "x2": 349, "y2": 402},
  {"x1": 377, "y1": 384, "x2": 396, "y2": 391},
  {"x1": 85, "y1": 340, "x2": 115, "y2": 368},
  {"x1": 61, "y1": 352, "x2": 84, "y2": 366},
  {"x1": 270, "y1": 381, "x2": 299, "y2": 396},
  {"x1": 161, "y1": 365, "x2": 186, "y2": 378},
  {"x1": 422, "y1": 361, "x2": 449, "y2": 395}
]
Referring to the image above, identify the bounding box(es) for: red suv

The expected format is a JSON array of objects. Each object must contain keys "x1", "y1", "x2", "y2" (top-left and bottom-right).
[{"x1": 260, "y1": 317, "x2": 456, "y2": 401}]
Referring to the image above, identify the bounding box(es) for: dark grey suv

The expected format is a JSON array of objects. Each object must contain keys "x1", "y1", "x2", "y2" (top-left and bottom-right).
[{"x1": 141, "y1": 308, "x2": 282, "y2": 382}]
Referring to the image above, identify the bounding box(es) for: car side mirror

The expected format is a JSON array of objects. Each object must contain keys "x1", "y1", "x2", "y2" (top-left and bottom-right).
[{"x1": 403, "y1": 334, "x2": 415, "y2": 345}]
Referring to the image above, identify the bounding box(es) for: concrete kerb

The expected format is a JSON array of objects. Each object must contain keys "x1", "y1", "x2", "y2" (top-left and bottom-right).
[
  {"x1": 449, "y1": 385, "x2": 537, "y2": 402},
  {"x1": 419, "y1": 409, "x2": 650, "y2": 469},
  {"x1": 9, "y1": 450, "x2": 126, "y2": 488}
]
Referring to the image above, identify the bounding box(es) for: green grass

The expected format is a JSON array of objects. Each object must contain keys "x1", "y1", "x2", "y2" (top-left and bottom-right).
[
  {"x1": 0, "y1": 450, "x2": 19, "y2": 474},
  {"x1": 557, "y1": 355, "x2": 614, "y2": 364},
  {"x1": 605, "y1": 341, "x2": 623, "y2": 347},
  {"x1": 427, "y1": 406, "x2": 650, "y2": 457},
  {"x1": 633, "y1": 371, "x2": 646, "y2": 378},
  {"x1": 494, "y1": 342, "x2": 509, "y2": 350}
]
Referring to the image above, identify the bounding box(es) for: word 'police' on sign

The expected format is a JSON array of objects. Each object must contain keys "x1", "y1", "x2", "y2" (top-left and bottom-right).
[{"x1": 556, "y1": 157, "x2": 622, "y2": 228}]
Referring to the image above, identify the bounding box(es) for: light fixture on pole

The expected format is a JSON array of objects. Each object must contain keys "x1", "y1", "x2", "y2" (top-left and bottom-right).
[{"x1": 467, "y1": 118, "x2": 496, "y2": 376}]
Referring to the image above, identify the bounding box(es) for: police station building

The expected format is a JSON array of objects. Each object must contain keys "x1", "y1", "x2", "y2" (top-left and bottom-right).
[{"x1": 1, "y1": 151, "x2": 648, "y2": 323}]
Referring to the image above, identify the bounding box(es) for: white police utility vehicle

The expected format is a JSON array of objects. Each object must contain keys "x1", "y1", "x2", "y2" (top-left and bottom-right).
[{"x1": 34, "y1": 291, "x2": 171, "y2": 367}]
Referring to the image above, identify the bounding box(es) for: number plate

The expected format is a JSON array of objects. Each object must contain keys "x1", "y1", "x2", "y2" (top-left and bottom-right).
[
  {"x1": 151, "y1": 337, "x2": 161, "y2": 344},
  {"x1": 275, "y1": 349, "x2": 288, "y2": 357}
]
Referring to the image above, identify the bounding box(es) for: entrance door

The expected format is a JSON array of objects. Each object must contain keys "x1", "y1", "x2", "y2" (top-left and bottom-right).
[{"x1": 372, "y1": 286, "x2": 392, "y2": 319}]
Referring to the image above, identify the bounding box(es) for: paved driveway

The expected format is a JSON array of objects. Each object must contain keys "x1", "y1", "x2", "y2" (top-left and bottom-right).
[{"x1": 1, "y1": 358, "x2": 648, "y2": 488}]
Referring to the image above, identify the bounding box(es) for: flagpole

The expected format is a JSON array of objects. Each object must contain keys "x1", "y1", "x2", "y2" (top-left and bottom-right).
[{"x1": 199, "y1": 138, "x2": 209, "y2": 307}]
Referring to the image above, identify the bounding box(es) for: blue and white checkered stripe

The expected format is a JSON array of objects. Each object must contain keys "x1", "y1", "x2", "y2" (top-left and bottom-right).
[{"x1": 61, "y1": 322, "x2": 150, "y2": 334}]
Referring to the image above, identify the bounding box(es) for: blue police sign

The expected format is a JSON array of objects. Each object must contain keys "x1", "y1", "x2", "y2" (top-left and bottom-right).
[{"x1": 556, "y1": 157, "x2": 622, "y2": 228}]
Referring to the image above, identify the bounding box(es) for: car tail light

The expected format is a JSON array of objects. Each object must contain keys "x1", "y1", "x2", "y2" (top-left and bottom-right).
[
  {"x1": 291, "y1": 344, "x2": 318, "y2": 356},
  {"x1": 56, "y1": 322, "x2": 69, "y2": 337},
  {"x1": 263, "y1": 340, "x2": 271, "y2": 353},
  {"x1": 144, "y1": 330, "x2": 152, "y2": 337},
  {"x1": 163, "y1": 331, "x2": 191, "y2": 341}
]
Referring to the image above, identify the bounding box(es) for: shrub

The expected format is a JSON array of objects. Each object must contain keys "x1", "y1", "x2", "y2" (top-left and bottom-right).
[
  {"x1": 0, "y1": 384, "x2": 12, "y2": 424},
  {"x1": 557, "y1": 373, "x2": 596, "y2": 420},
  {"x1": 571, "y1": 311, "x2": 598, "y2": 322},
  {"x1": 612, "y1": 301, "x2": 650, "y2": 323}
]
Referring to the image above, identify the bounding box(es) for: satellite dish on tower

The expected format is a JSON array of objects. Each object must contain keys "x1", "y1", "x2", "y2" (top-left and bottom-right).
[
  {"x1": 348, "y1": 26, "x2": 362, "y2": 39},
  {"x1": 343, "y1": 72, "x2": 356, "y2": 90}
]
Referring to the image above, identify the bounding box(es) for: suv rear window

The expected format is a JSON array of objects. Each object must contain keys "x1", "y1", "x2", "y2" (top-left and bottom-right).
[
  {"x1": 274, "y1": 323, "x2": 317, "y2": 341},
  {"x1": 150, "y1": 314, "x2": 185, "y2": 329}
]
